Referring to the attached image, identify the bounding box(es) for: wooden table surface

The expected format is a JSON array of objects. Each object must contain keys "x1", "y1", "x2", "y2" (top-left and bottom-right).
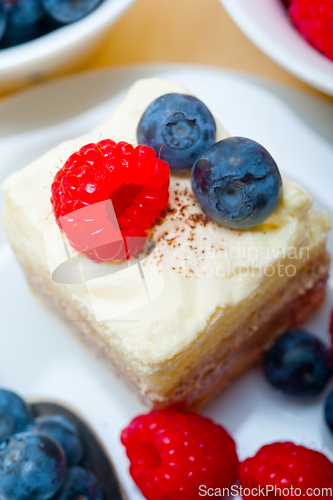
[
  {"x1": 72, "y1": 0, "x2": 332, "y2": 101},
  {"x1": 2, "y1": 0, "x2": 333, "y2": 101}
]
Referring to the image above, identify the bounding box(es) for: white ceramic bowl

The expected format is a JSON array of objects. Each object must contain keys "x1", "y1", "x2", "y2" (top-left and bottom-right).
[
  {"x1": 0, "y1": 0, "x2": 137, "y2": 90},
  {"x1": 220, "y1": 0, "x2": 333, "y2": 96}
]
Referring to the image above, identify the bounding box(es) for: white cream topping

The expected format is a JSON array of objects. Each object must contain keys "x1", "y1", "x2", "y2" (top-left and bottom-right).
[{"x1": 2, "y1": 78, "x2": 331, "y2": 366}]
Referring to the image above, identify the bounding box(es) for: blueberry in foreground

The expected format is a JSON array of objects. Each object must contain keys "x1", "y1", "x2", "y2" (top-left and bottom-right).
[
  {"x1": 0, "y1": 3, "x2": 7, "y2": 42},
  {"x1": 54, "y1": 466, "x2": 103, "y2": 500},
  {"x1": 325, "y1": 389, "x2": 333, "y2": 435},
  {"x1": 42, "y1": 0, "x2": 102, "y2": 24},
  {"x1": 28, "y1": 414, "x2": 83, "y2": 467},
  {"x1": 137, "y1": 93, "x2": 216, "y2": 172},
  {"x1": 0, "y1": 389, "x2": 30, "y2": 443},
  {"x1": 191, "y1": 137, "x2": 282, "y2": 229},
  {"x1": 264, "y1": 330, "x2": 332, "y2": 398},
  {"x1": 0, "y1": 432, "x2": 66, "y2": 500}
]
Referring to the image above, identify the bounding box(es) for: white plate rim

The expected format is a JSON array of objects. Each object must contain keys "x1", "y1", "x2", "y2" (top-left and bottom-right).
[{"x1": 1, "y1": 64, "x2": 333, "y2": 500}]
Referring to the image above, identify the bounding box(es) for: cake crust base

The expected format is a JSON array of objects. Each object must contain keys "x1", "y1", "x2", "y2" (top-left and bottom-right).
[
  {"x1": 187, "y1": 273, "x2": 328, "y2": 411},
  {"x1": 13, "y1": 241, "x2": 330, "y2": 411}
]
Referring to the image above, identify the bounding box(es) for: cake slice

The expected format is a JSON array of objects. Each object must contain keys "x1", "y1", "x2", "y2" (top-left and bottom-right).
[{"x1": 2, "y1": 78, "x2": 331, "y2": 410}]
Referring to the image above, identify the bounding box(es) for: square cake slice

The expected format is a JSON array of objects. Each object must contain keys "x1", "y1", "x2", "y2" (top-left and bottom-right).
[{"x1": 2, "y1": 78, "x2": 331, "y2": 410}]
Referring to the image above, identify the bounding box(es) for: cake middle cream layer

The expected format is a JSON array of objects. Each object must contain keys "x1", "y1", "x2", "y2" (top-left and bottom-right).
[{"x1": 2, "y1": 78, "x2": 331, "y2": 384}]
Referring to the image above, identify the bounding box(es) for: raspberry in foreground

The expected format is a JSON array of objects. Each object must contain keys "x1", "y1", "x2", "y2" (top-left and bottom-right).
[
  {"x1": 121, "y1": 409, "x2": 238, "y2": 500},
  {"x1": 51, "y1": 140, "x2": 170, "y2": 262},
  {"x1": 289, "y1": 0, "x2": 333, "y2": 61},
  {"x1": 239, "y1": 442, "x2": 333, "y2": 499}
]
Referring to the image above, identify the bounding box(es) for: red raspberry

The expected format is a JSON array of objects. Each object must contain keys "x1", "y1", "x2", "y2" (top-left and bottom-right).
[
  {"x1": 121, "y1": 409, "x2": 238, "y2": 500},
  {"x1": 289, "y1": 0, "x2": 333, "y2": 61},
  {"x1": 51, "y1": 140, "x2": 170, "y2": 261},
  {"x1": 239, "y1": 442, "x2": 333, "y2": 499}
]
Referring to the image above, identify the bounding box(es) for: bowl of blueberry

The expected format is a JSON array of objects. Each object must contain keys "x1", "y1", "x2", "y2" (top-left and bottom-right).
[
  {"x1": 0, "y1": 0, "x2": 137, "y2": 89},
  {"x1": 220, "y1": 0, "x2": 333, "y2": 96},
  {"x1": 0, "y1": 388, "x2": 126, "y2": 500}
]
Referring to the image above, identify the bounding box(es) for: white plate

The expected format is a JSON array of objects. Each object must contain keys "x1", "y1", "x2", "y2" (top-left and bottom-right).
[
  {"x1": 1, "y1": 64, "x2": 333, "y2": 499},
  {"x1": 220, "y1": 0, "x2": 333, "y2": 96}
]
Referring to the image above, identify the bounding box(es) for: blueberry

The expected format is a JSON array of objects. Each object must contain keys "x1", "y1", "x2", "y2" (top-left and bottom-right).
[
  {"x1": 0, "y1": 432, "x2": 66, "y2": 500},
  {"x1": 0, "y1": 3, "x2": 7, "y2": 42},
  {"x1": 54, "y1": 466, "x2": 103, "y2": 500},
  {"x1": 6, "y1": 0, "x2": 45, "y2": 27},
  {"x1": 191, "y1": 137, "x2": 282, "y2": 229},
  {"x1": 137, "y1": 93, "x2": 216, "y2": 172},
  {"x1": 264, "y1": 330, "x2": 332, "y2": 398},
  {"x1": 0, "y1": 0, "x2": 48, "y2": 49},
  {"x1": 28, "y1": 414, "x2": 83, "y2": 467},
  {"x1": 0, "y1": 17, "x2": 55, "y2": 49},
  {"x1": 0, "y1": 389, "x2": 30, "y2": 443},
  {"x1": 41, "y1": 0, "x2": 102, "y2": 24}
]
